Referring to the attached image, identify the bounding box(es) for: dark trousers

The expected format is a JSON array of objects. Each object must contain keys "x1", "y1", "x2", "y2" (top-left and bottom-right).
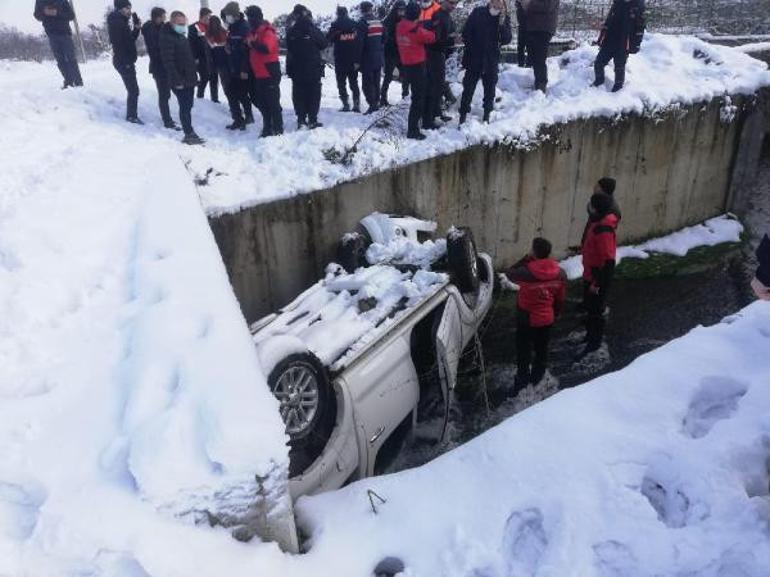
[
  {"x1": 251, "y1": 76, "x2": 284, "y2": 135},
  {"x1": 459, "y1": 67, "x2": 498, "y2": 115},
  {"x1": 114, "y1": 62, "x2": 139, "y2": 119},
  {"x1": 48, "y1": 34, "x2": 82, "y2": 87},
  {"x1": 361, "y1": 67, "x2": 382, "y2": 110},
  {"x1": 382, "y1": 53, "x2": 408, "y2": 100},
  {"x1": 335, "y1": 66, "x2": 360, "y2": 105},
  {"x1": 583, "y1": 280, "x2": 610, "y2": 349},
  {"x1": 291, "y1": 78, "x2": 322, "y2": 124},
  {"x1": 525, "y1": 31, "x2": 552, "y2": 89},
  {"x1": 172, "y1": 86, "x2": 195, "y2": 135},
  {"x1": 221, "y1": 73, "x2": 252, "y2": 123},
  {"x1": 425, "y1": 51, "x2": 446, "y2": 123},
  {"x1": 196, "y1": 60, "x2": 219, "y2": 100},
  {"x1": 594, "y1": 44, "x2": 628, "y2": 86},
  {"x1": 403, "y1": 63, "x2": 427, "y2": 134},
  {"x1": 516, "y1": 319, "x2": 552, "y2": 386},
  {"x1": 153, "y1": 74, "x2": 173, "y2": 125}
]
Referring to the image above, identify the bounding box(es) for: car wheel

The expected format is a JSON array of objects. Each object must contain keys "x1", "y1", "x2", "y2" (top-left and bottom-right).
[
  {"x1": 267, "y1": 353, "x2": 336, "y2": 476},
  {"x1": 336, "y1": 226, "x2": 373, "y2": 273},
  {"x1": 447, "y1": 227, "x2": 481, "y2": 295}
]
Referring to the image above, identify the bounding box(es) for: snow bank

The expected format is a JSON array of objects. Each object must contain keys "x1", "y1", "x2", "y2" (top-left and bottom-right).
[{"x1": 298, "y1": 300, "x2": 770, "y2": 577}]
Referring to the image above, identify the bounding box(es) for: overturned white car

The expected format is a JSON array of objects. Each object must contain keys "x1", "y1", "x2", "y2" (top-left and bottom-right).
[{"x1": 251, "y1": 214, "x2": 494, "y2": 499}]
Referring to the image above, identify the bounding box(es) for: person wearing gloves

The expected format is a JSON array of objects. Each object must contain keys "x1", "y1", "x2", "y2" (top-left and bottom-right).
[
  {"x1": 521, "y1": 0, "x2": 559, "y2": 93},
  {"x1": 246, "y1": 5, "x2": 284, "y2": 137},
  {"x1": 752, "y1": 235, "x2": 770, "y2": 301},
  {"x1": 286, "y1": 4, "x2": 328, "y2": 129},
  {"x1": 160, "y1": 11, "x2": 204, "y2": 145},
  {"x1": 108, "y1": 0, "x2": 142, "y2": 124},
  {"x1": 34, "y1": 0, "x2": 83, "y2": 88},
  {"x1": 458, "y1": 0, "x2": 512, "y2": 125},
  {"x1": 221, "y1": 1, "x2": 255, "y2": 129},
  {"x1": 396, "y1": 1, "x2": 436, "y2": 140},
  {"x1": 592, "y1": 0, "x2": 646, "y2": 92},
  {"x1": 328, "y1": 6, "x2": 363, "y2": 112}
]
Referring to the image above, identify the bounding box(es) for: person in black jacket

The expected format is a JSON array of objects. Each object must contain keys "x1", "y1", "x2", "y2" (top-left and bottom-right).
[
  {"x1": 328, "y1": 6, "x2": 362, "y2": 112},
  {"x1": 221, "y1": 1, "x2": 254, "y2": 128},
  {"x1": 380, "y1": 0, "x2": 407, "y2": 106},
  {"x1": 424, "y1": 0, "x2": 457, "y2": 128},
  {"x1": 752, "y1": 235, "x2": 770, "y2": 301},
  {"x1": 515, "y1": 0, "x2": 528, "y2": 67},
  {"x1": 189, "y1": 7, "x2": 219, "y2": 101},
  {"x1": 108, "y1": 0, "x2": 142, "y2": 123},
  {"x1": 286, "y1": 4, "x2": 328, "y2": 129},
  {"x1": 358, "y1": 1, "x2": 385, "y2": 114},
  {"x1": 34, "y1": 0, "x2": 83, "y2": 88},
  {"x1": 458, "y1": 0, "x2": 512, "y2": 125},
  {"x1": 160, "y1": 11, "x2": 204, "y2": 145},
  {"x1": 521, "y1": 0, "x2": 559, "y2": 93},
  {"x1": 593, "y1": 0, "x2": 645, "y2": 92},
  {"x1": 141, "y1": 8, "x2": 179, "y2": 130}
]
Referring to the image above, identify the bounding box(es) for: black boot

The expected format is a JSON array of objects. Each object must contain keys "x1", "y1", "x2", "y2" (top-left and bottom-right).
[
  {"x1": 352, "y1": 99, "x2": 361, "y2": 113},
  {"x1": 340, "y1": 99, "x2": 351, "y2": 112},
  {"x1": 592, "y1": 62, "x2": 605, "y2": 87},
  {"x1": 458, "y1": 112, "x2": 467, "y2": 126},
  {"x1": 611, "y1": 66, "x2": 626, "y2": 92},
  {"x1": 407, "y1": 130, "x2": 426, "y2": 140},
  {"x1": 482, "y1": 110, "x2": 491, "y2": 123},
  {"x1": 226, "y1": 119, "x2": 246, "y2": 131}
]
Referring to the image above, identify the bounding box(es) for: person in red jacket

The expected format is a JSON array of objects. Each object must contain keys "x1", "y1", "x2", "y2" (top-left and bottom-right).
[
  {"x1": 246, "y1": 6, "x2": 283, "y2": 137},
  {"x1": 577, "y1": 192, "x2": 620, "y2": 359},
  {"x1": 507, "y1": 237, "x2": 567, "y2": 388},
  {"x1": 397, "y1": 1, "x2": 436, "y2": 140}
]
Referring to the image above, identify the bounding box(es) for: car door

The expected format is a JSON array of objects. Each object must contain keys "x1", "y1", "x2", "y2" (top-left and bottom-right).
[{"x1": 434, "y1": 293, "x2": 464, "y2": 399}]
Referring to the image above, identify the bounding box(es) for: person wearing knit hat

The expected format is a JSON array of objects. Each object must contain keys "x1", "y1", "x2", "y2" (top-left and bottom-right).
[
  {"x1": 576, "y1": 191, "x2": 620, "y2": 361},
  {"x1": 108, "y1": 0, "x2": 143, "y2": 123}
]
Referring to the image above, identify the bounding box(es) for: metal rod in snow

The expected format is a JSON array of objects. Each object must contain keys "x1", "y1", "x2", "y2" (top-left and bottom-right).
[{"x1": 69, "y1": 0, "x2": 87, "y2": 64}]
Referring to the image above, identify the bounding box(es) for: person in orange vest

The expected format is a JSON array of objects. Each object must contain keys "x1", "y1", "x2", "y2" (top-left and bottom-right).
[{"x1": 419, "y1": 0, "x2": 440, "y2": 23}]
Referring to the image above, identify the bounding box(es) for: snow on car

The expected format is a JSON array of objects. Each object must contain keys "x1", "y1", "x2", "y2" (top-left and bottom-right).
[{"x1": 251, "y1": 214, "x2": 494, "y2": 498}]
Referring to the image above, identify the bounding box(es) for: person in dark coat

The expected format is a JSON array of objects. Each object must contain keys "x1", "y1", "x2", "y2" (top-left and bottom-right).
[
  {"x1": 424, "y1": 0, "x2": 457, "y2": 128},
  {"x1": 34, "y1": 0, "x2": 83, "y2": 88},
  {"x1": 221, "y1": 1, "x2": 255, "y2": 128},
  {"x1": 506, "y1": 237, "x2": 567, "y2": 388},
  {"x1": 593, "y1": 0, "x2": 645, "y2": 92},
  {"x1": 160, "y1": 11, "x2": 203, "y2": 144},
  {"x1": 286, "y1": 4, "x2": 328, "y2": 129},
  {"x1": 396, "y1": 1, "x2": 436, "y2": 140},
  {"x1": 458, "y1": 0, "x2": 512, "y2": 125},
  {"x1": 206, "y1": 16, "x2": 240, "y2": 125},
  {"x1": 515, "y1": 0, "x2": 528, "y2": 67},
  {"x1": 328, "y1": 6, "x2": 363, "y2": 112},
  {"x1": 380, "y1": 0, "x2": 407, "y2": 106},
  {"x1": 246, "y1": 5, "x2": 284, "y2": 137},
  {"x1": 189, "y1": 7, "x2": 219, "y2": 101},
  {"x1": 576, "y1": 192, "x2": 620, "y2": 360},
  {"x1": 752, "y1": 234, "x2": 770, "y2": 301},
  {"x1": 141, "y1": 8, "x2": 179, "y2": 129},
  {"x1": 521, "y1": 0, "x2": 559, "y2": 92},
  {"x1": 357, "y1": 1, "x2": 385, "y2": 114},
  {"x1": 108, "y1": 0, "x2": 142, "y2": 123}
]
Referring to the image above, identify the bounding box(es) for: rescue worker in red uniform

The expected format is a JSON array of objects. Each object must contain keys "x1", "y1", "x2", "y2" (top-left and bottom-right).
[
  {"x1": 246, "y1": 5, "x2": 283, "y2": 137},
  {"x1": 506, "y1": 237, "x2": 567, "y2": 388},
  {"x1": 578, "y1": 191, "x2": 620, "y2": 359}
]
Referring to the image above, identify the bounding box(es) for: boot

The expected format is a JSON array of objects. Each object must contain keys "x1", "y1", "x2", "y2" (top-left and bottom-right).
[
  {"x1": 352, "y1": 99, "x2": 361, "y2": 113},
  {"x1": 482, "y1": 110, "x2": 491, "y2": 124},
  {"x1": 611, "y1": 66, "x2": 626, "y2": 92},
  {"x1": 458, "y1": 112, "x2": 467, "y2": 126},
  {"x1": 340, "y1": 99, "x2": 351, "y2": 112},
  {"x1": 592, "y1": 62, "x2": 605, "y2": 87},
  {"x1": 164, "y1": 120, "x2": 181, "y2": 131},
  {"x1": 308, "y1": 118, "x2": 323, "y2": 129},
  {"x1": 534, "y1": 81, "x2": 547, "y2": 94},
  {"x1": 126, "y1": 116, "x2": 144, "y2": 125},
  {"x1": 244, "y1": 112, "x2": 255, "y2": 125},
  {"x1": 182, "y1": 132, "x2": 205, "y2": 145},
  {"x1": 407, "y1": 130, "x2": 426, "y2": 140},
  {"x1": 226, "y1": 120, "x2": 246, "y2": 131}
]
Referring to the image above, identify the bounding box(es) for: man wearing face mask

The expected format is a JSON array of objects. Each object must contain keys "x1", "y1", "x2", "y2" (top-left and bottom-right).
[
  {"x1": 458, "y1": 0, "x2": 512, "y2": 125},
  {"x1": 521, "y1": 0, "x2": 559, "y2": 93},
  {"x1": 160, "y1": 11, "x2": 204, "y2": 145},
  {"x1": 141, "y1": 7, "x2": 179, "y2": 130},
  {"x1": 221, "y1": 2, "x2": 255, "y2": 129},
  {"x1": 108, "y1": 0, "x2": 142, "y2": 124},
  {"x1": 246, "y1": 5, "x2": 284, "y2": 136}
]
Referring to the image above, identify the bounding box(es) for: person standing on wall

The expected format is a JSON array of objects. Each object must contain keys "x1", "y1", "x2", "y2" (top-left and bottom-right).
[
  {"x1": 286, "y1": 4, "x2": 328, "y2": 129},
  {"x1": 246, "y1": 5, "x2": 284, "y2": 137},
  {"x1": 593, "y1": 0, "x2": 645, "y2": 92},
  {"x1": 328, "y1": 6, "x2": 363, "y2": 112},
  {"x1": 141, "y1": 7, "x2": 179, "y2": 130},
  {"x1": 576, "y1": 191, "x2": 620, "y2": 360},
  {"x1": 396, "y1": 1, "x2": 436, "y2": 140},
  {"x1": 380, "y1": 0, "x2": 407, "y2": 106},
  {"x1": 108, "y1": 0, "x2": 142, "y2": 124},
  {"x1": 34, "y1": 0, "x2": 84, "y2": 89},
  {"x1": 357, "y1": 1, "x2": 385, "y2": 115},
  {"x1": 521, "y1": 0, "x2": 559, "y2": 93},
  {"x1": 424, "y1": 0, "x2": 457, "y2": 128},
  {"x1": 189, "y1": 7, "x2": 219, "y2": 102},
  {"x1": 160, "y1": 11, "x2": 204, "y2": 145},
  {"x1": 506, "y1": 237, "x2": 567, "y2": 389},
  {"x1": 458, "y1": 0, "x2": 512, "y2": 125},
  {"x1": 221, "y1": 2, "x2": 255, "y2": 129},
  {"x1": 515, "y1": 0, "x2": 529, "y2": 67}
]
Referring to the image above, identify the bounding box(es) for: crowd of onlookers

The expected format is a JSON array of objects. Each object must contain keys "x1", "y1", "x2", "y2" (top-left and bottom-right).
[{"x1": 34, "y1": 0, "x2": 648, "y2": 144}]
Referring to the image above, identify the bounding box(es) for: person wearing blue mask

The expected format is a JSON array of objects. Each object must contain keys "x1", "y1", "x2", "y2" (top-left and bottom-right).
[{"x1": 160, "y1": 11, "x2": 204, "y2": 145}]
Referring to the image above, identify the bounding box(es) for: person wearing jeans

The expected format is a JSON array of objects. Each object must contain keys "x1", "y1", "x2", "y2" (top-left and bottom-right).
[
  {"x1": 108, "y1": 0, "x2": 142, "y2": 123},
  {"x1": 34, "y1": 0, "x2": 83, "y2": 88}
]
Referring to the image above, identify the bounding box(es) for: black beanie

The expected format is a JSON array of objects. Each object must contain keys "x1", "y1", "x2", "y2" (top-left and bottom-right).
[
  {"x1": 590, "y1": 192, "x2": 613, "y2": 216},
  {"x1": 598, "y1": 177, "x2": 617, "y2": 196},
  {"x1": 405, "y1": 1, "x2": 420, "y2": 20},
  {"x1": 114, "y1": 0, "x2": 132, "y2": 10}
]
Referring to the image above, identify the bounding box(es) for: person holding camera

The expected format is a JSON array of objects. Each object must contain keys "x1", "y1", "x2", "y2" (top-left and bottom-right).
[{"x1": 108, "y1": 0, "x2": 142, "y2": 124}]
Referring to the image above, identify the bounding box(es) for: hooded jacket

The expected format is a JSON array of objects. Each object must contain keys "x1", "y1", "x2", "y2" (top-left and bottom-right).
[
  {"x1": 581, "y1": 212, "x2": 619, "y2": 289},
  {"x1": 34, "y1": 0, "x2": 74, "y2": 36},
  {"x1": 248, "y1": 21, "x2": 280, "y2": 80},
  {"x1": 396, "y1": 19, "x2": 436, "y2": 66},
  {"x1": 507, "y1": 257, "x2": 567, "y2": 327}
]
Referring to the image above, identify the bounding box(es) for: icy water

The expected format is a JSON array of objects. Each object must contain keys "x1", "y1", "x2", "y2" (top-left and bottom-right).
[{"x1": 383, "y1": 144, "x2": 769, "y2": 474}]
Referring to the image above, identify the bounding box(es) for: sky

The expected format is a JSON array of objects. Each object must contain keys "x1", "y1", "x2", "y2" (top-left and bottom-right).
[{"x1": 0, "y1": 0, "x2": 343, "y2": 34}]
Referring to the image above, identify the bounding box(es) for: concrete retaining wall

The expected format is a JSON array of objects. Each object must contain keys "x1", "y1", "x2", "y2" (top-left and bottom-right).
[{"x1": 210, "y1": 94, "x2": 763, "y2": 323}]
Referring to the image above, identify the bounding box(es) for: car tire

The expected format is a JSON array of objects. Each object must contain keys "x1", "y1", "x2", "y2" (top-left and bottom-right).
[
  {"x1": 336, "y1": 226, "x2": 373, "y2": 273},
  {"x1": 267, "y1": 352, "x2": 336, "y2": 477},
  {"x1": 447, "y1": 227, "x2": 481, "y2": 295}
]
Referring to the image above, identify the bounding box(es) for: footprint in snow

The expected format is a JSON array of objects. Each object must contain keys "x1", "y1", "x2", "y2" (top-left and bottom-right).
[
  {"x1": 593, "y1": 541, "x2": 641, "y2": 577},
  {"x1": 501, "y1": 508, "x2": 548, "y2": 577},
  {"x1": 682, "y1": 376, "x2": 748, "y2": 439}
]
